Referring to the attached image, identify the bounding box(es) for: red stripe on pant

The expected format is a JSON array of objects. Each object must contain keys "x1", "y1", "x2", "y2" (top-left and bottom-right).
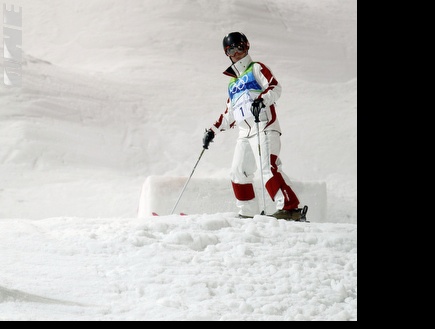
[
  {"x1": 265, "y1": 155, "x2": 300, "y2": 210},
  {"x1": 232, "y1": 182, "x2": 255, "y2": 201}
]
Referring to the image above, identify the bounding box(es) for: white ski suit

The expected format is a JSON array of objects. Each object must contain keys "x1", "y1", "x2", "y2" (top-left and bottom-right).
[{"x1": 210, "y1": 54, "x2": 300, "y2": 217}]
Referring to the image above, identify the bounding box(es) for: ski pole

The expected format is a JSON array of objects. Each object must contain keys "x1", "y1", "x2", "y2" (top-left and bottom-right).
[
  {"x1": 170, "y1": 148, "x2": 206, "y2": 215},
  {"x1": 255, "y1": 118, "x2": 267, "y2": 216}
]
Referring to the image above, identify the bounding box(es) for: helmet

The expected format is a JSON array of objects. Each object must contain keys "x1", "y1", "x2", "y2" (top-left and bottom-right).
[{"x1": 223, "y1": 32, "x2": 250, "y2": 55}]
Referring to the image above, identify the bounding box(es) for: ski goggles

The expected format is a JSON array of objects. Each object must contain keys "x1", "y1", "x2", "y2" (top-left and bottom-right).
[{"x1": 225, "y1": 44, "x2": 246, "y2": 56}]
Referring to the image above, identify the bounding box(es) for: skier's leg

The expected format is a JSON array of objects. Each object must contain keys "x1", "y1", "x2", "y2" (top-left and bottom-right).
[
  {"x1": 251, "y1": 131, "x2": 300, "y2": 213},
  {"x1": 230, "y1": 137, "x2": 260, "y2": 217},
  {"x1": 269, "y1": 154, "x2": 300, "y2": 211}
]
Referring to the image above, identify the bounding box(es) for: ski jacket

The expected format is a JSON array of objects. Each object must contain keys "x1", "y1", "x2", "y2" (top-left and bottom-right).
[{"x1": 210, "y1": 54, "x2": 282, "y2": 138}]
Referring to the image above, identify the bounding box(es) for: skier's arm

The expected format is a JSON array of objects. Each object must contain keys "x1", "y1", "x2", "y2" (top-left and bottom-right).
[
  {"x1": 209, "y1": 98, "x2": 236, "y2": 135},
  {"x1": 252, "y1": 62, "x2": 282, "y2": 106},
  {"x1": 203, "y1": 98, "x2": 236, "y2": 149}
]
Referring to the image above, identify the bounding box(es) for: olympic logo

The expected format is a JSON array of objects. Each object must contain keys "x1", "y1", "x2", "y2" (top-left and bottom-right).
[{"x1": 229, "y1": 74, "x2": 249, "y2": 95}]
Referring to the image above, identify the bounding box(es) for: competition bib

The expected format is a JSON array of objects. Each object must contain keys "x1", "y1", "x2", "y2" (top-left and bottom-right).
[{"x1": 233, "y1": 92, "x2": 254, "y2": 123}]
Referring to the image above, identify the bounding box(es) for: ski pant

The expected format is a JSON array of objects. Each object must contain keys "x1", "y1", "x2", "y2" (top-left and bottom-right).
[{"x1": 230, "y1": 130, "x2": 300, "y2": 217}]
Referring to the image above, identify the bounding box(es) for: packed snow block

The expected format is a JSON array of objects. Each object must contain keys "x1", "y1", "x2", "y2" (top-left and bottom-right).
[
  {"x1": 138, "y1": 176, "x2": 327, "y2": 221},
  {"x1": 138, "y1": 176, "x2": 236, "y2": 217}
]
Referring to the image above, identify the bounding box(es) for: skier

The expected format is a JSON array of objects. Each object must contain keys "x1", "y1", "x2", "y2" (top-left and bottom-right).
[{"x1": 203, "y1": 32, "x2": 304, "y2": 220}]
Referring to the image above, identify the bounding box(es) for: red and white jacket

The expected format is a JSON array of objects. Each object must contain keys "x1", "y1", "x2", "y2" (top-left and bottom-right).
[{"x1": 210, "y1": 54, "x2": 282, "y2": 138}]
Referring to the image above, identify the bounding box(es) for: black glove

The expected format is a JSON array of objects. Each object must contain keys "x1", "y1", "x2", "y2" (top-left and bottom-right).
[
  {"x1": 251, "y1": 98, "x2": 265, "y2": 122},
  {"x1": 203, "y1": 129, "x2": 215, "y2": 149}
]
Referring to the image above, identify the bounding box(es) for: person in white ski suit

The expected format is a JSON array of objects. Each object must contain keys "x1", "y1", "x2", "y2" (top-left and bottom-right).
[{"x1": 203, "y1": 32, "x2": 302, "y2": 220}]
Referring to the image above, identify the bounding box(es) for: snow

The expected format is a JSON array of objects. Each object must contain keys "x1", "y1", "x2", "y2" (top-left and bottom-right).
[{"x1": 0, "y1": 0, "x2": 357, "y2": 321}]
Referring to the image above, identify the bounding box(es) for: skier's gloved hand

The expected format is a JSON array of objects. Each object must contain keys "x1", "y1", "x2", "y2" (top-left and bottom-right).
[
  {"x1": 203, "y1": 129, "x2": 215, "y2": 149},
  {"x1": 251, "y1": 98, "x2": 265, "y2": 122}
]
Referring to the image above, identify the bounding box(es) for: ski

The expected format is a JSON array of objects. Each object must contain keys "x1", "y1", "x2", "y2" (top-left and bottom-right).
[
  {"x1": 252, "y1": 205, "x2": 309, "y2": 222},
  {"x1": 152, "y1": 212, "x2": 188, "y2": 216},
  {"x1": 151, "y1": 206, "x2": 308, "y2": 221}
]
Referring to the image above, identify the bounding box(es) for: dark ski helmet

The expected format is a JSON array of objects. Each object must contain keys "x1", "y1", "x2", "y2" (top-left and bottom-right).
[{"x1": 223, "y1": 32, "x2": 250, "y2": 56}]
